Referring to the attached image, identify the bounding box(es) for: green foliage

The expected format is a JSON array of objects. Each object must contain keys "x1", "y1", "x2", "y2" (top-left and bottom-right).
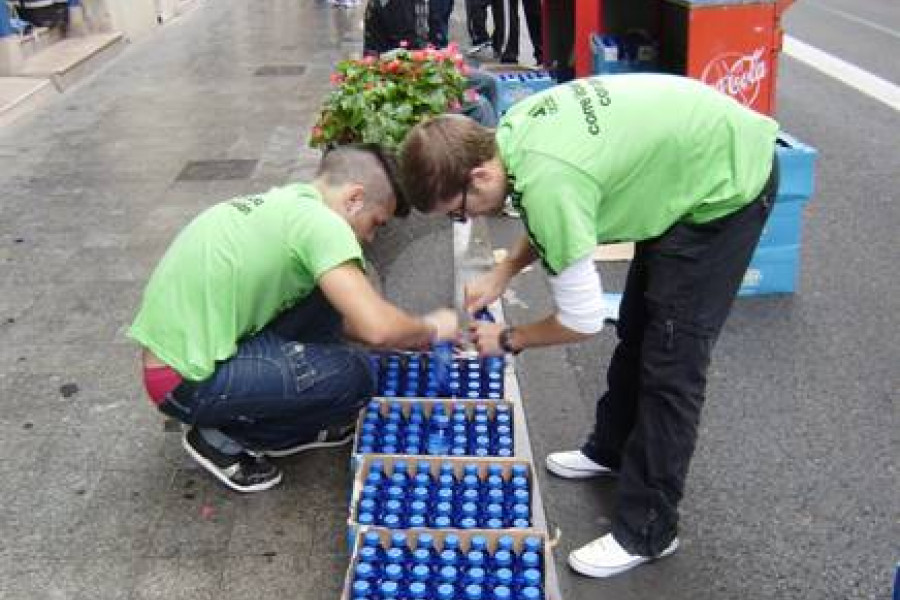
[{"x1": 310, "y1": 45, "x2": 469, "y2": 150}]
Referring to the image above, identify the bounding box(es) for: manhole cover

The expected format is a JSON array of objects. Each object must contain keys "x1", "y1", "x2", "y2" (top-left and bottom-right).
[
  {"x1": 176, "y1": 159, "x2": 258, "y2": 181},
  {"x1": 254, "y1": 65, "x2": 307, "y2": 77}
]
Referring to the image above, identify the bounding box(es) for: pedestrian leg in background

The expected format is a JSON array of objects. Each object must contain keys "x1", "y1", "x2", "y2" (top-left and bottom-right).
[
  {"x1": 428, "y1": 0, "x2": 453, "y2": 47},
  {"x1": 489, "y1": 0, "x2": 519, "y2": 64},
  {"x1": 521, "y1": 0, "x2": 542, "y2": 64},
  {"x1": 465, "y1": 0, "x2": 493, "y2": 54}
]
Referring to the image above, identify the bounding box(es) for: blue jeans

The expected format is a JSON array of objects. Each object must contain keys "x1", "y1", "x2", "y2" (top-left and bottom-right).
[{"x1": 159, "y1": 291, "x2": 374, "y2": 454}]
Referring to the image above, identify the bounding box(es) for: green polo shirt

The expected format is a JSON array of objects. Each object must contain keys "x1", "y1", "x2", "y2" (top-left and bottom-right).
[
  {"x1": 497, "y1": 73, "x2": 778, "y2": 274},
  {"x1": 128, "y1": 184, "x2": 363, "y2": 380}
]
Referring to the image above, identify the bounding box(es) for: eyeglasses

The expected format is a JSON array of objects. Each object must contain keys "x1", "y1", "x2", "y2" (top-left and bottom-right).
[{"x1": 447, "y1": 181, "x2": 469, "y2": 223}]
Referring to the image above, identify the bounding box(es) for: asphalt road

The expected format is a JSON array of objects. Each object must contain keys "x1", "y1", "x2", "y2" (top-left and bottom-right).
[{"x1": 482, "y1": 2, "x2": 900, "y2": 598}]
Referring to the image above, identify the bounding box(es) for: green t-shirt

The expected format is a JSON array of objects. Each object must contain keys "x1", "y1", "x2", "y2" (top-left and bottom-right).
[
  {"x1": 497, "y1": 73, "x2": 779, "y2": 275},
  {"x1": 128, "y1": 184, "x2": 363, "y2": 381}
]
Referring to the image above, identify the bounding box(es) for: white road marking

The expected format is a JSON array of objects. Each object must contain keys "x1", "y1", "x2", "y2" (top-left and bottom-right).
[
  {"x1": 783, "y1": 35, "x2": 900, "y2": 112},
  {"x1": 811, "y1": 3, "x2": 900, "y2": 41}
]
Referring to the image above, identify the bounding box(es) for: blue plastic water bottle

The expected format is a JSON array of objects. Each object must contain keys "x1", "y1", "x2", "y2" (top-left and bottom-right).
[
  {"x1": 409, "y1": 581, "x2": 429, "y2": 599},
  {"x1": 436, "y1": 583, "x2": 456, "y2": 600},
  {"x1": 519, "y1": 586, "x2": 541, "y2": 600},
  {"x1": 465, "y1": 583, "x2": 484, "y2": 600},
  {"x1": 491, "y1": 585, "x2": 512, "y2": 600},
  {"x1": 379, "y1": 580, "x2": 399, "y2": 599},
  {"x1": 351, "y1": 579, "x2": 372, "y2": 599}
]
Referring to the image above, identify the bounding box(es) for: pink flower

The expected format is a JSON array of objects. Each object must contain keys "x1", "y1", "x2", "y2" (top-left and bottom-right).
[
  {"x1": 362, "y1": 55, "x2": 376, "y2": 65},
  {"x1": 464, "y1": 89, "x2": 479, "y2": 102},
  {"x1": 449, "y1": 99, "x2": 462, "y2": 111},
  {"x1": 399, "y1": 40, "x2": 409, "y2": 48},
  {"x1": 329, "y1": 73, "x2": 344, "y2": 85},
  {"x1": 447, "y1": 42, "x2": 460, "y2": 53},
  {"x1": 411, "y1": 50, "x2": 426, "y2": 62},
  {"x1": 311, "y1": 126, "x2": 323, "y2": 138}
]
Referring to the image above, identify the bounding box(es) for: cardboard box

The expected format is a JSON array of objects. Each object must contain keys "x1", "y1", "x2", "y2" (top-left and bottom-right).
[
  {"x1": 340, "y1": 527, "x2": 556, "y2": 600},
  {"x1": 347, "y1": 455, "x2": 538, "y2": 548}
]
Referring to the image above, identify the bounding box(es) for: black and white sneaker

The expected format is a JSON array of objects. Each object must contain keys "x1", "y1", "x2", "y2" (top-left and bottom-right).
[
  {"x1": 263, "y1": 423, "x2": 356, "y2": 458},
  {"x1": 182, "y1": 428, "x2": 282, "y2": 493}
]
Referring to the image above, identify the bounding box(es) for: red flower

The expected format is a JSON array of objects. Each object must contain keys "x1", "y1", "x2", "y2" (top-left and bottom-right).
[
  {"x1": 362, "y1": 55, "x2": 376, "y2": 65},
  {"x1": 329, "y1": 73, "x2": 344, "y2": 85},
  {"x1": 411, "y1": 50, "x2": 426, "y2": 62}
]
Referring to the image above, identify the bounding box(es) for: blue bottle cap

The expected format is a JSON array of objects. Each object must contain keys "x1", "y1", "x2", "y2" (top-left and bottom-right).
[
  {"x1": 381, "y1": 444, "x2": 397, "y2": 454},
  {"x1": 493, "y1": 549, "x2": 513, "y2": 567},
  {"x1": 351, "y1": 579, "x2": 371, "y2": 596},
  {"x1": 487, "y1": 474, "x2": 504, "y2": 488},
  {"x1": 462, "y1": 474, "x2": 479, "y2": 488},
  {"x1": 467, "y1": 566, "x2": 486, "y2": 584},
  {"x1": 358, "y1": 546, "x2": 379, "y2": 563},
  {"x1": 492, "y1": 585, "x2": 512, "y2": 600},
  {"x1": 383, "y1": 513, "x2": 402, "y2": 528},
  {"x1": 460, "y1": 517, "x2": 478, "y2": 529},
  {"x1": 385, "y1": 499, "x2": 403, "y2": 514},
  {"x1": 523, "y1": 536, "x2": 541, "y2": 552},
  {"x1": 467, "y1": 550, "x2": 485, "y2": 566},
  {"x1": 444, "y1": 533, "x2": 460, "y2": 550},
  {"x1": 409, "y1": 582, "x2": 428, "y2": 598},
  {"x1": 435, "y1": 515, "x2": 452, "y2": 528},
  {"x1": 439, "y1": 474, "x2": 455, "y2": 487},
  {"x1": 360, "y1": 484, "x2": 378, "y2": 499},
  {"x1": 470, "y1": 535, "x2": 488, "y2": 551},
  {"x1": 488, "y1": 489, "x2": 504, "y2": 504},
  {"x1": 439, "y1": 565, "x2": 457, "y2": 581},
  {"x1": 358, "y1": 499, "x2": 376, "y2": 514},
  {"x1": 437, "y1": 583, "x2": 455, "y2": 600},
  {"x1": 487, "y1": 517, "x2": 504, "y2": 528},
  {"x1": 522, "y1": 551, "x2": 541, "y2": 569},
  {"x1": 417, "y1": 532, "x2": 434, "y2": 549},
  {"x1": 412, "y1": 486, "x2": 430, "y2": 502},
  {"x1": 462, "y1": 489, "x2": 480, "y2": 504},
  {"x1": 494, "y1": 567, "x2": 513, "y2": 585},
  {"x1": 354, "y1": 562, "x2": 375, "y2": 579},
  {"x1": 464, "y1": 463, "x2": 479, "y2": 476},
  {"x1": 513, "y1": 504, "x2": 530, "y2": 519},
  {"x1": 410, "y1": 500, "x2": 428, "y2": 515},
  {"x1": 465, "y1": 583, "x2": 483, "y2": 600},
  {"x1": 411, "y1": 548, "x2": 431, "y2": 565},
  {"x1": 379, "y1": 580, "x2": 399, "y2": 598},
  {"x1": 390, "y1": 531, "x2": 407, "y2": 547},
  {"x1": 363, "y1": 531, "x2": 381, "y2": 547},
  {"x1": 385, "y1": 547, "x2": 405, "y2": 563},
  {"x1": 384, "y1": 563, "x2": 403, "y2": 581},
  {"x1": 411, "y1": 563, "x2": 431, "y2": 580},
  {"x1": 497, "y1": 448, "x2": 513, "y2": 457},
  {"x1": 487, "y1": 503, "x2": 503, "y2": 519},
  {"x1": 513, "y1": 488, "x2": 529, "y2": 503},
  {"x1": 520, "y1": 586, "x2": 541, "y2": 600},
  {"x1": 409, "y1": 514, "x2": 426, "y2": 527},
  {"x1": 461, "y1": 502, "x2": 478, "y2": 517},
  {"x1": 511, "y1": 475, "x2": 528, "y2": 489}
]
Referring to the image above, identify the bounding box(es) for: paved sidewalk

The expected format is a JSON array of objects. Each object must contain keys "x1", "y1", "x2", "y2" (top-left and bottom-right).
[{"x1": 0, "y1": 1, "x2": 452, "y2": 598}]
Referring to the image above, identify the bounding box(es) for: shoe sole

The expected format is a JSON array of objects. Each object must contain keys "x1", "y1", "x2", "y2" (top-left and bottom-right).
[
  {"x1": 263, "y1": 432, "x2": 354, "y2": 458},
  {"x1": 182, "y1": 435, "x2": 283, "y2": 493},
  {"x1": 568, "y1": 539, "x2": 679, "y2": 578},
  {"x1": 545, "y1": 456, "x2": 615, "y2": 479}
]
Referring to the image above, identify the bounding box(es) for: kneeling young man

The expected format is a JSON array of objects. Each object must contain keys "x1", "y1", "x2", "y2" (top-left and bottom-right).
[
  {"x1": 399, "y1": 74, "x2": 779, "y2": 577},
  {"x1": 129, "y1": 144, "x2": 458, "y2": 493}
]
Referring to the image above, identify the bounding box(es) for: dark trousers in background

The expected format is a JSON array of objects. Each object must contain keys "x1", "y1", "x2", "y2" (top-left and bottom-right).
[
  {"x1": 492, "y1": 0, "x2": 542, "y2": 63},
  {"x1": 582, "y1": 159, "x2": 778, "y2": 556},
  {"x1": 160, "y1": 290, "x2": 374, "y2": 454},
  {"x1": 428, "y1": 0, "x2": 454, "y2": 47},
  {"x1": 465, "y1": 0, "x2": 492, "y2": 46}
]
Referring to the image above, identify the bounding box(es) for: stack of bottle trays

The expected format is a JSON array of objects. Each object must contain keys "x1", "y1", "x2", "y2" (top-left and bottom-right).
[
  {"x1": 343, "y1": 529, "x2": 548, "y2": 600},
  {"x1": 353, "y1": 399, "x2": 515, "y2": 460},
  {"x1": 368, "y1": 351, "x2": 506, "y2": 399},
  {"x1": 349, "y1": 456, "x2": 534, "y2": 539}
]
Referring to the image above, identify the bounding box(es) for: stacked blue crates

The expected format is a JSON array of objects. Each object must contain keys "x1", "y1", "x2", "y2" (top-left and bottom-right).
[
  {"x1": 739, "y1": 132, "x2": 818, "y2": 296},
  {"x1": 341, "y1": 306, "x2": 554, "y2": 599},
  {"x1": 590, "y1": 32, "x2": 659, "y2": 75},
  {"x1": 494, "y1": 71, "x2": 556, "y2": 115}
]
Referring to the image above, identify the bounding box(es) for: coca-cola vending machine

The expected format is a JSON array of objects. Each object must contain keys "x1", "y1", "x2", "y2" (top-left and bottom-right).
[{"x1": 658, "y1": 0, "x2": 796, "y2": 116}]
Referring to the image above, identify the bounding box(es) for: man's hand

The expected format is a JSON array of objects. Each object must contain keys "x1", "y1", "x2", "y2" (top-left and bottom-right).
[
  {"x1": 468, "y1": 320, "x2": 506, "y2": 356},
  {"x1": 423, "y1": 309, "x2": 460, "y2": 344},
  {"x1": 464, "y1": 267, "x2": 511, "y2": 313}
]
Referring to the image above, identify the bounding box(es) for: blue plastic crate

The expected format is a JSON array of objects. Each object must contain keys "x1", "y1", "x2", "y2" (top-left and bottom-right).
[
  {"x1": 757, "y1": 201, "x2": 804, "y2": 249},
  {"x1": 775, "y1": 131, "x2": 818, "y2": 202},
  {"x1": 739, "y1": 245, "x2": 800, "y2": 296},
  {"x1": 495, "y1": 71, "x2": 556, "y2": 114},
  {"x1": 590, "y1": 33, "x2": 658, "y2": 75}
]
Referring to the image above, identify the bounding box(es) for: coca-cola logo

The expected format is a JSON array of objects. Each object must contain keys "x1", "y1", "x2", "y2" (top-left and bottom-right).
[{"x1": 701, "y1": 47, "x2": 768, "y2": 107}]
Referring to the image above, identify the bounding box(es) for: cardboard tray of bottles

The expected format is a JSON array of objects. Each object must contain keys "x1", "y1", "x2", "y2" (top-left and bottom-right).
[
  {"x1": 340, "y1": 527, "x2": 559, "y2": 600},
  {"x1": 350, "y1": 398, "x2": 527, "y2": 471},
  {"x1": 347, "y1": 455, "x2": 540, "y2": 549}
]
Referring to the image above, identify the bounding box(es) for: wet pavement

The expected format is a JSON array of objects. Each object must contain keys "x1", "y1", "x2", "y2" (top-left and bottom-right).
[{"x1": 0, "y1": 0, "x2": 897, "y2": 599}]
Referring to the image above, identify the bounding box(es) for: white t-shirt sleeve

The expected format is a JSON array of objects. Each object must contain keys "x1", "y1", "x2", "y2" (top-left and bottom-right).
[{"x1": 548, "y1": 254, "x2": 607, "y2": 335}]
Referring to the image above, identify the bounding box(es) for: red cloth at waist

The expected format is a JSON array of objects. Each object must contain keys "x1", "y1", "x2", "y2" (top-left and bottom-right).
[{"x1": 143, "y1": 365, "x2": 183, "y2": 406}]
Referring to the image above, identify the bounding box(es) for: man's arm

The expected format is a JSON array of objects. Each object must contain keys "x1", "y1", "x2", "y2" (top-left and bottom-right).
[
  {"x1": 464, "y1": 234, "x2": 538, "y2": 312},
  {"x1": 318, "y1": 261, "x2": 452, "y2": 349}
]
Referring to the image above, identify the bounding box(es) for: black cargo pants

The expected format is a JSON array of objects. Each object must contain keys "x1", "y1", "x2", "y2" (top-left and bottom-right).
[{"x1": 582, "y1": 157, "x2": 779, "y2": 557}]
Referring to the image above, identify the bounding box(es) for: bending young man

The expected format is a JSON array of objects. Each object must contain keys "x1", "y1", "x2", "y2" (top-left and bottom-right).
[
  {"x1": 129, "y1": 144, "x2": 458, "y2": 493},
  {"x1": 399, "y1": 74, "x2": 779, "y2": 578}
]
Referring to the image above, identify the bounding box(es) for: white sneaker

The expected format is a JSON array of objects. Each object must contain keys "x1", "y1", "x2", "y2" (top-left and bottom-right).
[
  {"x1": 569, "y1": 533, "x2": 679, "y2": 578},
  {"x1": 545, "y1": 450, "x2": 614, "y2": 479}
]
